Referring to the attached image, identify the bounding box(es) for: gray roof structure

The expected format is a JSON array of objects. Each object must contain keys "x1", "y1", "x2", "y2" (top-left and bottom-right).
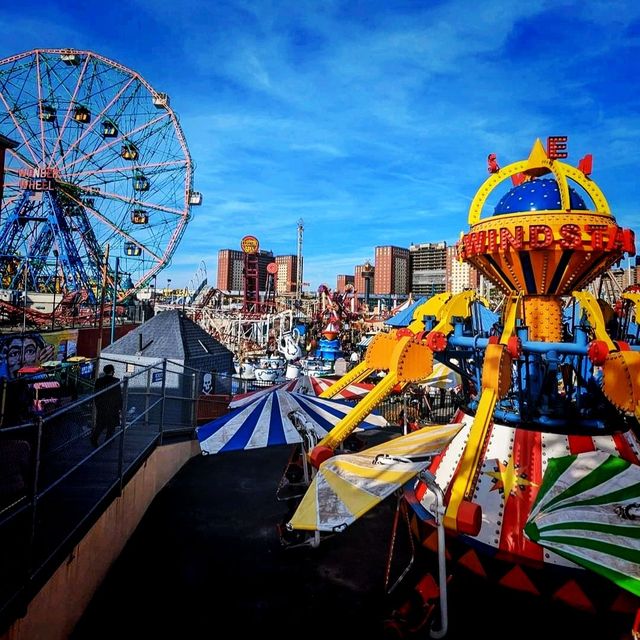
[{"x1": 103, "y1": 310, "x2": 234, "y2": 372}]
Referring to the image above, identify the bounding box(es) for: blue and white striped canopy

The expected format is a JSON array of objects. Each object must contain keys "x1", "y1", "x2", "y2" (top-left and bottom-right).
[
  {"x1": 228, "y1": 377, "x2": 312, "y2": 410},
  {"x1": 196, "y1": 389, "x2": 388, "y2": 455}
]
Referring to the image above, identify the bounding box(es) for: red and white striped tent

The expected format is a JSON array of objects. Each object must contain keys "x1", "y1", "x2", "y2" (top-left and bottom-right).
[
  {"x1": 307, "y1": 376, "x2": 375, "y2": 401},
  {"x1": 389, "y1": 294, "x2": 414, "y2": 316},
  {"x1": 231, "y1": 375, "x2": 375, "y2": 408}
]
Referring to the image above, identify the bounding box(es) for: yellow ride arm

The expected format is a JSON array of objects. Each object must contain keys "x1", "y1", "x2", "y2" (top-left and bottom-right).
[
  {"x1": 320, "y1": 294, "x2": 452, "y2": 399},
  {"x1": 318, "y1": 360, "x2": 373, "y2": 399},
  {"x1": 443, "y1": 294, "x2": 519, "y2": 534},
  {"x1": 622, "y1": 292, "x2": 640, "y2": 308},
  {"x1": 572, "y1": 291, "x2": 616, "y2": 350},
  {"x1": 319, "y1": 372, "x2": 399, "y2": 451},
  {"x1": 312, "y1": 291, "x2": 478, "y2": 467},
  {"x1": 311, "y1": 335, "x2": 434, "y2": 464},
  {"x1": 406, "y1": 293, "x2": 452, "y2": 333},
  {"x1": 572, "y1": 291, "x2": 640, "y2": 419},
  {"x1": 428, "y1": 290, "x2": 477, "y2": 337}
]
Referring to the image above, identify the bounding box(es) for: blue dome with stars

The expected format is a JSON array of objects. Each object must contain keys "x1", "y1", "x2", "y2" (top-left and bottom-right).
[{"x1": 493, "y1": 178, "x2": 587, "y2": 215}]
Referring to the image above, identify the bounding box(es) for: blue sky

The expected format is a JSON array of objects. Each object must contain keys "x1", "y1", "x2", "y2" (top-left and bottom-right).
[{"x1": 1, "y1": 0, "x2": 639, "y2": 292}]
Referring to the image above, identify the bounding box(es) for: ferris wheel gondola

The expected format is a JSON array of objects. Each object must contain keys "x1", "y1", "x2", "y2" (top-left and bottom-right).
[{"x1": 0, "y1": 48, "x2": 200, "y2": 303}]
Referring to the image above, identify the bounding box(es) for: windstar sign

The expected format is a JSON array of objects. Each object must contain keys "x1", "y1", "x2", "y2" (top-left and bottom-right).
[{"x1": 459, "y1": 223, "x2": 636, "y2": 259}]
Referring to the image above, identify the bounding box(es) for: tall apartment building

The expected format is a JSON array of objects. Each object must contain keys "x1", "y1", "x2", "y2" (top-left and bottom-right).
[
  {"x1": 254, "y1": 250, "x2": 275, "y2": 291},
  {"x1": 275, "y1": 255, "x2": 298, "y2": 294},
  {"x1": 217, "y1": 249, "x2": 244, "y2": 292},
  {"x1": 374, "y1": 246, "x2": 410, "y2": 295},
  {"x1": 410, "y1": 242, "x2": 447, "y2": 296},
  {"x1": 446, "y1": 245, "x2": 480, "y2": 293},
  {"x1": 217, "y1": 248, "x2": 274, "y2": 292},
  {"x1": 336, "y1": 274, "x2": 355, "y2": 292}
]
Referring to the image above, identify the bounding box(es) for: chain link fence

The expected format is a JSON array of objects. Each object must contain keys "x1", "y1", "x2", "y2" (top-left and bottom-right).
[{"x1": 353, "y1": 384, "x2": 465, "y2": 429}]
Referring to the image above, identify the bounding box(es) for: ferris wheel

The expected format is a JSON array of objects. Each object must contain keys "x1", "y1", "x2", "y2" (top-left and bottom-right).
[{"x1": 0, "y1": 48, "x2": 200, "y2": 303}]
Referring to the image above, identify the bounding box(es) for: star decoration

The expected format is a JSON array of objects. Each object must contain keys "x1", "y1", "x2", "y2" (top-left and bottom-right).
[{"x1": 485, "y1": 457, "x2": 537, "y2": 498}]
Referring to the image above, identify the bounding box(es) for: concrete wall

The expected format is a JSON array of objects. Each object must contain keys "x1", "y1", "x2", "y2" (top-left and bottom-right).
[{"x1": 2, "y1": 439, "x2": 201, "y2": 640}]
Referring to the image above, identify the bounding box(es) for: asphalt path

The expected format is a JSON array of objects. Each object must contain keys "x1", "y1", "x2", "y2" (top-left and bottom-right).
[
  {"x1": 72, "y1": 437, "x2": 635, "y2": 640},
  {"x1": 71, "y1": 441, "x2": 398, "y2": 639}
]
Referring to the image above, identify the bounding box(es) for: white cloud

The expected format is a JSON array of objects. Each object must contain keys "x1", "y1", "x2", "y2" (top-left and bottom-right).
[{"x1": 1, "y1": 0, "x2": 640, "y2": 290}]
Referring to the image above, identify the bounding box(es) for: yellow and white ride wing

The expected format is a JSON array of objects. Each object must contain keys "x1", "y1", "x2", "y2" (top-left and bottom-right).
[{"x1": 288, "y1": 423, "x2": 462, "y2": 532}]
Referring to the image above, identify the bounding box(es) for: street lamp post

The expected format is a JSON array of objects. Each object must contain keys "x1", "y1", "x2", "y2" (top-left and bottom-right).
[
  {"x1": 167, "y1": 278, "x2": 171, "y2": 304},
  {"x1": 22, "y1": 258, "x2": 28, "y2": 335},
  {"x1": 110, "y1": 257, "x2": 120, "y2": 345},
  {"x1": 20, "y1": 256, "x2": 29, "y2": 371},
  {"x1": 51, "y1": 249, "x2": 59, "y2": 331}
]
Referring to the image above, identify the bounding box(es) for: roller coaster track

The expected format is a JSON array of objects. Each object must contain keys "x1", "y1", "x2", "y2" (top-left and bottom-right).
[{"x1": 0, "y1": 294, "x2": 121, "y2": 328}]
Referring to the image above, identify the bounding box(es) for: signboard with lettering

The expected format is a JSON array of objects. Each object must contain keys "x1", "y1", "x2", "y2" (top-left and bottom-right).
[
  {"x1": 1, "y1": 328, "x2": 79, "y2": 379},
  {"x1": 459, "y1": 223, "x2": 635, "y2": 258},
  {"x1": 240, "y1": 235, "x2": 259, "y2": 254}
]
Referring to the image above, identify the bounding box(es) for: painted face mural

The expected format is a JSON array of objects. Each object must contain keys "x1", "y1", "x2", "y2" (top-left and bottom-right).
[{"x1": 2, "y1": 333, "x2": 54, "y2": 378}]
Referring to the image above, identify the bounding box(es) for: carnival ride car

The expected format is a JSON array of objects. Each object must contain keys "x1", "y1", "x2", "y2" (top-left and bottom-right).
[{"x1": 288, "y1": 138, "x2": 640, "y2": 636}]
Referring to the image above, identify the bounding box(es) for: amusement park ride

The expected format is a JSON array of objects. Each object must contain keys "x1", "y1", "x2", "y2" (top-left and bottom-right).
[
  {"x1": 286, "y1": 137, "x2": 640, "y2": 636},
  {"x1": 313, "y1": 282, "x2": 360, "y2": 360},
  {"x1": 0, "y1": 48, "x2": 199, "y2": 325}
]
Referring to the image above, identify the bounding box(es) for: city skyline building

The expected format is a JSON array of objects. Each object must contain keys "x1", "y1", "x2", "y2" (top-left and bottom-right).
[
  {"x1": 336, "y1": 274, "x2": 355, "y2": 292},
  {"x1": 216, "y1": 249, "x2": 244, "y2": 292},
  {"x1": 275, "y1": 255, "x2": 299, "y2": 294},
  {"x1": 354, "y1": 263, "x2": 372, "y2": 299},
  {"x1": 374, "y1": 245, "x2": 410, "y2": 295},
  {"x1": 255, "y1": 250, "x2": 276, "y2": 292},
  {"x1": 446, "y1": 245, "x2": 480, "y2": 294},
  {"x1": 410, "y1": 241, "x2": 447, "y2": 296},
  {"x1": 216, "y1": 248, "x2": 274, "y2": 292},
  {"x1": 611, "y1": 264, "x2": 639, "y2": 291}
]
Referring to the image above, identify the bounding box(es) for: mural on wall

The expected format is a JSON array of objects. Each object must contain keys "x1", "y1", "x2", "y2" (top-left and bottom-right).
[{"x1": 0, "y1": 329, "x2": 79, "y2": 378}]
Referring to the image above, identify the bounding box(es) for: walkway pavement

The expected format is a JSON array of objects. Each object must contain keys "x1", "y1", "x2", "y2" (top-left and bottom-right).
[{"x1": 71, "y1": 436, "x2": 635, "y2": 640}]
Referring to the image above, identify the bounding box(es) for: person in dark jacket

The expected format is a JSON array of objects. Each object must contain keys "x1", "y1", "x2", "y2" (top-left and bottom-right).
[{"x1": 90, "y1": 364, "x2": 122, "y2": 447}]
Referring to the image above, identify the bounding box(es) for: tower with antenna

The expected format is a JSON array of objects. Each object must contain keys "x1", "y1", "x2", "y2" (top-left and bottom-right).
[{"x1": 296, "y1": 218, "x2": 304, "y2": 302}]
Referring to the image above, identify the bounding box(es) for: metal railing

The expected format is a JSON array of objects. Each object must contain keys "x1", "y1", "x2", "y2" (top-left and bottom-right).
[
  {"x1": 0, "y1": 363, "x2": 465, "y2": 632},
  {"x1": 363, "y1": 386, "x2": 465, "y2": 428},
  {"x1": 0, "y1": 356, "x2": 205, "y2": 633}
]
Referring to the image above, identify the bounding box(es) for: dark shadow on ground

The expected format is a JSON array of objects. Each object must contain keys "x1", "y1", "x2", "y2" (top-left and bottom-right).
[
  {"x1": 71, "y1": 444, "x2": 397, "y2": 639},
  {"x1": 71, "y1": 439, "x2": 636, "y2": 640}
]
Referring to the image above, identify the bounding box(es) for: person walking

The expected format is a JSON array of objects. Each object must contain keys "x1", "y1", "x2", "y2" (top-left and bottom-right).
[{"x1": 91, "y1": 364, "x2": 122, "y2": 447}]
